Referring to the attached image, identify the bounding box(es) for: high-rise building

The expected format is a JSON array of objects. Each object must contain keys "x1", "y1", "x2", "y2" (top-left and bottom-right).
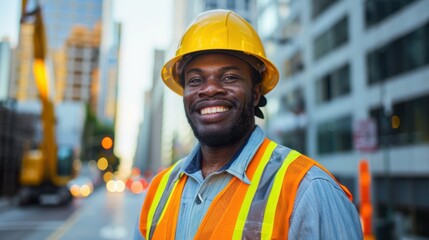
[
  {"x1": 97, "y1": 0, "x2": 119, "y2": 124},
  {"x1": 259, "y1": 0, "x2": 429, "y2": 237},
  {"x1": 9, "y1": 23, "x2": 38, "y2": 100},
  {"x1": 134, "y1": 50, "x2": 165, "y2": 175},
  {"x1": 0, "y1": 38, "x2": 12, "y2": 101},
  {"x1": 10, "y1": 0, "x2": 118, "y2": 124},
  {"x1": 64, "y1": 24, "x2": 101, "y2": 107},
  {"x1": 101, "y1": 22, "x2": 121, "y2": 125}
]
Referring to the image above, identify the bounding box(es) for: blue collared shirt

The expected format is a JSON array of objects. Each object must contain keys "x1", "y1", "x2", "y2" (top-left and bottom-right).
[
  {"x1": 135, "y1": 126, "x2": 362, "y2": 239},
  {"x1": 174, "y1": 126, "x2": 265, "y2": 239}
]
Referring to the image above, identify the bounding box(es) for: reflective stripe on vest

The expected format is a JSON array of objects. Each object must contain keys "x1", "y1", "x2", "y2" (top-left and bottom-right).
[
  {"x1": 145, "y1": 160, "x2": 182, "y2": 239},
  {"x1": 140, "y1": 138, "x2": 352, "y2": 239},
  {"x1": 233, "y1": 141, "x2": 301, "y2": 239}
]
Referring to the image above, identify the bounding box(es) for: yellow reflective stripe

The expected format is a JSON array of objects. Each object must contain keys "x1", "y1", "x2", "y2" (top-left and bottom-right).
[
  {"x1": 232, "y1": 141, "x2": 277, "y2": 240},
  {"x1": 157, "y1": 174, "x2": 181, "y2": 222},
  {"x1": 261, "y1": 150, "x2": 300, "y2": 240},
  {"x1": 146, "y1": 161, "x2": 181, "y2": 238}
]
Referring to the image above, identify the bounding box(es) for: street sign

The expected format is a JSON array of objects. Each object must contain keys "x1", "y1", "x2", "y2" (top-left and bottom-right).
[{"x1": 353, "y1": 119, "x2": 378, "y2": 152}]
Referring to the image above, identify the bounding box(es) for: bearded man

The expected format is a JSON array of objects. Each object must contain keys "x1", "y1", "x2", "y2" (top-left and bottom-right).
[{"x1": 135, "y1": 9, "x2": 363, "y2": 240}]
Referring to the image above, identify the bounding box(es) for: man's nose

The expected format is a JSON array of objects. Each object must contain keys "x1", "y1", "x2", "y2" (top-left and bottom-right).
[{"x1": 198, "y1": 78, "x2": 226, "y2": 97}]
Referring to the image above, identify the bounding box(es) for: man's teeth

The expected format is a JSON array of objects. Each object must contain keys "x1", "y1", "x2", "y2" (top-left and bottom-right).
[{"x1": 200, "y1": 106, "x2": 229, "y2": 115}]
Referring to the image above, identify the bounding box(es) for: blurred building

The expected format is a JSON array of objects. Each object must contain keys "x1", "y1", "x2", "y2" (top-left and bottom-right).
[
  {"x1": 0, "y1": 39, "x2": 12, "y2": 101},
  {"x1": 10, "y1": 0, "x2": 119, "y2": 124},
  {"x1": 97, "y1": 2, "x2": 120, "y2": 125},
  {"x1": 259, "y1": 0, "x2": 429, "y2": 237},
  {"x1": 134, "y1": 50, "x2": 165, "y2": 175},
  {"x1": 102, "y1": 22, "x2": 121, "y2": 125},
  {"x1": 10, "y1": 23, "x2": 38, "y2": 100},
  {"x1": 0, "y1": 101, "x2": 38, "y2": 197},
  {"x1": 64, "y1": 24, "x2": 101, "y2": 111}
]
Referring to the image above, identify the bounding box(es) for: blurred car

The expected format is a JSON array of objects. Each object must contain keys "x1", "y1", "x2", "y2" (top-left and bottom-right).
[{"x1": 67, "y1": 176, "x2": 94, "y2": 198}]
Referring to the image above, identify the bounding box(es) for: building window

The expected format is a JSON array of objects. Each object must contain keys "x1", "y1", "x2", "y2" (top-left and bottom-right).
[
  {"x1": 313, "y1": 16, "x2": 348, "y2": 60},
  {"x1": 316, "y1": 64, "x2": 350, "y2": 103},
  {"x1": 205, "y1": 0, "x2": 217, "y2": 10},
  {"x1": 280, "y1": 16, "x2": 301, "y2": 43},
  {"x1": 227, "y1": 0, "x2": 235, "y2": 9},
  {"x1": 258, "y1": 3, "x2": 278, "y2": 38},
  {"x1": 72, "y1": 82, "x2": 83, "y2": 89},
  {"x1": 73, "y1": 70, "x2": 83, "y2": 76},
  {"x1": 281, "y1": 88, "x2": 306, "y2": 114},
  {"x1": 370, "y1": 94, "x2": 429, "y2": 148},
  {"x1": 283, "y1": 51, "x2": 305, "y2": 78},
  {"x1": 274, "y1": 89, "x2": 307, "y2": 154},
  {"x1": 365, "y1": 0, "x2": 418, "y2": 28},
  {"x1": 244, "y1": 0, "x2": 251, "y2": 11},
  {"x1": 312, "y1": 0, "x2": 340, "y2": 19},
  {"x1": 367, "y1": 21, "x2": 429, "y2": 85},
  {"x1": 280, "y1": 128, "x2": 307, "y2": 154},
  {"x1": 317, "y1": 115, "x2": 352, "y2": 154}
]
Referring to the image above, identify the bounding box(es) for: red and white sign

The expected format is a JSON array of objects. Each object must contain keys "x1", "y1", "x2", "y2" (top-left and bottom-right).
[{"x1": 353, "y1": 119, "x2": 378, "y2": 152}]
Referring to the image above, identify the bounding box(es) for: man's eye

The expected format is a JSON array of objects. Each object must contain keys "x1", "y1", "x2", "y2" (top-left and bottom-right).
[
  {"x1": 223, "y1": 75, "x2": 239, "y2": 82},
  {"x1": 185, "y1": 78, "x2": 203, "y2": 86}
]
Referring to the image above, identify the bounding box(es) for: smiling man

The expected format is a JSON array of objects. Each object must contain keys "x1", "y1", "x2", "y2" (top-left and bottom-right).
[{"x1": 135, "y1": 10, "x2": 363, "y2": 240}]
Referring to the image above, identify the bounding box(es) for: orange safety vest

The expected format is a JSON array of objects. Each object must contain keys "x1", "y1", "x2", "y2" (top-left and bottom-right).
[{"x1": 139, "y1": 138, "x2": 352, "y2": 239}]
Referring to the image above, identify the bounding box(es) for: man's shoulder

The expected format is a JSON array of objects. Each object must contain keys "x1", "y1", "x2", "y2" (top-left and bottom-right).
[
  {"x1": 305, "y1": 165, "x2": 335, "y2": 181},
  {"x1": 297, "y1": 165, "x2": 349, "y2": 200},
  {"x1": 266, "y1": 145, "x2": 340, "y2": 189}
]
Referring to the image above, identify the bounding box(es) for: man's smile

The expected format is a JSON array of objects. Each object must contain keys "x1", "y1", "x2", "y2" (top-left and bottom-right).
[{"x1": 200, "y1": 106, "x2": 230, "y2": 115}]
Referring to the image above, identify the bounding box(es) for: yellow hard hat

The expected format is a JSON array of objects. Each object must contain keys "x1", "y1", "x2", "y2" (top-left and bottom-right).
[{"x1": 161, "y1": 9, "x2": 279, "y2": 96}]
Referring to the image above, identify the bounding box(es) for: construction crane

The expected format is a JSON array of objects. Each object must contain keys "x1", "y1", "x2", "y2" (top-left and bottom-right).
[{"x1": 18, "y1": 0, "x2": 77, "y2": 205}]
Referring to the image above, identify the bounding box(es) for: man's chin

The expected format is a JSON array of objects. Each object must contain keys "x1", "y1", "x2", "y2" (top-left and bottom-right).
[
  {"x1": 193, "y1": 127, "x2": 235, "y2": 147},
  {"x1": 186, "y1": 102, "x2": 255, "y2": 147}
]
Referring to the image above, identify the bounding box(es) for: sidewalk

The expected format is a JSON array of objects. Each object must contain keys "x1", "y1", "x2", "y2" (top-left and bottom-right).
[{"x1": 0, "y1": 198, "x2": 11, "y2": 212}]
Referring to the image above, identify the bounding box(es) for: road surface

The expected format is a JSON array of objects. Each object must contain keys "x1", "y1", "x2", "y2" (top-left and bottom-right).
[{"x1": 0, "y1": 187, "x2": 145, "y2": 239}]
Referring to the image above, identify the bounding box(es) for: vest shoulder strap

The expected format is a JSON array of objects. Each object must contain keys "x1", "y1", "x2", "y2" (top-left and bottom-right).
[{"x1": 139, "y1": 159, "x2": 183, "y2": 238}]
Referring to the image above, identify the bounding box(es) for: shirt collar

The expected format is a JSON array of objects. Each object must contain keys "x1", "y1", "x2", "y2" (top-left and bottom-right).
[{"x1": 177, "y1": 126, "x2": 266, "y2": 184}]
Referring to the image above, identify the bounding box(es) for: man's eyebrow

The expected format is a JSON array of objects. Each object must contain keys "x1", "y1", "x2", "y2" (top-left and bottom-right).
[
  {"x1": 185, "y1": 65, "x2": 242, "y2": 75},
  {"x1": 185, "y1": 68, "x2": 204, "y2": 75},
  {"x1": 219, "y1": 66, "x2": 241, "y2": 72}
]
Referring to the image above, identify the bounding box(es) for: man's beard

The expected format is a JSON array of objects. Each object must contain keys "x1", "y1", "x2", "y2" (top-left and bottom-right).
[{"x1": 185, "y1": 96, "x2": 255, "y2": 147}]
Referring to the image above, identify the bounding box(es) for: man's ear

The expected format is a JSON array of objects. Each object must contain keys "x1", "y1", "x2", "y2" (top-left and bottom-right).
[{"x1": 253, "y1": 83, "x2": 262, "y2": 107}]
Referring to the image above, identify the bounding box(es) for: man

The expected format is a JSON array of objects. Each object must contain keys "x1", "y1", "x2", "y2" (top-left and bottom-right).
[{"x1": 136, "y1": 9, "x2": 362, "y2": 239}]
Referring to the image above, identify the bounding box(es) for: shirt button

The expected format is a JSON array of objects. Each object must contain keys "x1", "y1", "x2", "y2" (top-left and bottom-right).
[{"x1": 195, "y1": 193, "x2": 203, "y2": 205}]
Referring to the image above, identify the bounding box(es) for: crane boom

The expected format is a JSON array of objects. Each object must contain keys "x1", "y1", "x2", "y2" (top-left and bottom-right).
[{"x1": 18, "y1": 0, "x2": 76, "y2": 205}]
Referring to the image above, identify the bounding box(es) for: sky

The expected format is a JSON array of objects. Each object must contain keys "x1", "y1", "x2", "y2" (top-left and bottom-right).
[
  {"x1": 0, "y1": 0, "x2": 173, "y2": 169},
  {"x1": 0, "y1": 0, "x2": 20, "y2": 46}
]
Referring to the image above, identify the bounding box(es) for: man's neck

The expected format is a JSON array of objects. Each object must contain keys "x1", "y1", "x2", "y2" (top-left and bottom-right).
[{"x1": 199, "y1": 128, "x2": 254, "y2": 178}]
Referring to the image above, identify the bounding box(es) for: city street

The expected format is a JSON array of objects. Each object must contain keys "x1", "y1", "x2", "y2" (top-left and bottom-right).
[{"x1": 0, "y1": 187, "x2": 144, "y2": 240}]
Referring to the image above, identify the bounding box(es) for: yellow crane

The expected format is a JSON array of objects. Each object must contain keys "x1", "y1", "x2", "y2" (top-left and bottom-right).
[{"x1": 18, "y1": 0, "x2": 77, "y2": 205}]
